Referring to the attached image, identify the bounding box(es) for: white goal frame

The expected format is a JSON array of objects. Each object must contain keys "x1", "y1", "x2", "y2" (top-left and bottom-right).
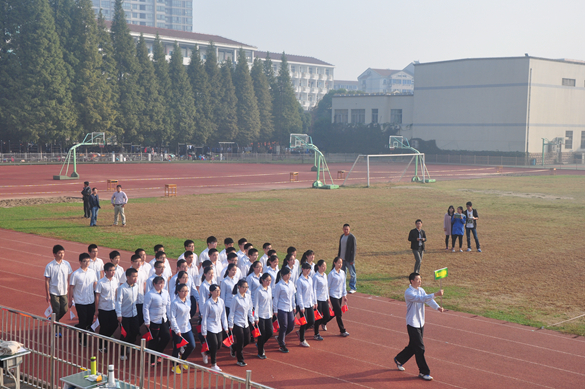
[{"x1": 342, "y1": 153, "x2": 427, "y2": 187}]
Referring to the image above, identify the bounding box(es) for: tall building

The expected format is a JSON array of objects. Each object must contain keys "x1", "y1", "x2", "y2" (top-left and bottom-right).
[
  {"x1": 357, "y1": 65, "x2": 414, "y2": 94},
  {"x1": 256, "y1": 51, "x2": 335, "y2": 110},
  {"x1": 92, "y1": 0, "x2": 193, "y2": 32},
  {"x1": 333, "y1": 80, "x2": 360, "y2": 91}
]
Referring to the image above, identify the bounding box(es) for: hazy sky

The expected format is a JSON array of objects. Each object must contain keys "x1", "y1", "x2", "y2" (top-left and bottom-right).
[{"x1": 193, "y1": 0, "x2": 585, "y2": 80}]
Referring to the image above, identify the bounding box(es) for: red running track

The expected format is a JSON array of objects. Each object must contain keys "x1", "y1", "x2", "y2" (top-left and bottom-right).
[
  {"x1": 1, "y1": 162, "x2": 581, "y2": 200},
  {"x1": 0, "y1": 229, "x2": 583, "y2": 389}
]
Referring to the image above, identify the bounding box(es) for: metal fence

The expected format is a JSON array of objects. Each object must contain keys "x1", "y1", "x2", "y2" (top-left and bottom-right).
[{"x1": 0, "y1": 306, "x2": 273, "y2": 389}]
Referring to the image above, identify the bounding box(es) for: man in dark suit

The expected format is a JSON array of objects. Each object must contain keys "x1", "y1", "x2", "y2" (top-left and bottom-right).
[
  {"x1": 81, "y1": 181, "x2": 91, "y2": 218},
  {"x1": 408, "y1": 219, "x2": 426, "y2": 274},
  {"x1": 338, "y1": 223, "x2": 357, "y2": 293}
]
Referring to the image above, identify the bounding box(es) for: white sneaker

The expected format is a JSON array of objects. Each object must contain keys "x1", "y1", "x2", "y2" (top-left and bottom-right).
[
  {"x1": 299, "y1": 340, "x2": 310, "y2": 347},
  {"x1": 321, "y1": 324, "x2": 327, "y2": 331},
  {"x1": 340, "y1": 331, "x2": 350, "y2": 337},
  {"x1": 211, "y1": 364, "x2": 222, "y2": 372},
  {"x1": 419, "y1": 374, "x2": 433, "y2": 381},
  {"x1": 451, "y1": 249, "x2": 455, "y2": 252},
  {"x1": 202, "y1": 352, "x2": 209, "y2": 364},
  {"x1": 348, "y1": 289, "x2": 356, "y2": 294},
  {"x1": 459, "y1": 249, "x2": 463, "y2": 252},
  {"x1": 466, "y1": 248, "x2": 472, "y2": 252}
]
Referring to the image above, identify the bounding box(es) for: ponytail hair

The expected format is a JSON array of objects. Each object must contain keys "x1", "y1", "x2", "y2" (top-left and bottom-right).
[
  {"x1": 314, "y1": 259, "x2": 325, "y2": 273},
  {"x1": 260, "y1": 272, "x2": 271, "y2": 284},
  {"x1": 201, "y1": 266, "x2": 212, "y2": 283},
  {"x1": 267, "y1": 255, "x2": 278, "y2": 268},
  {"x1": 301, "y1": 262, "x2": 311, "y2": 271},
  {"x1": 300, "y1": 250, "x2": 314, "y2": 266},
  {"x1": 331, "y1": 256, "x2": 342, "y2": 270},
  {"x1": 175, "y1": 271, "x2": 188, "y2": 293},
  {"x1": 224, "y1": 263, "x2": 236, "y2": 279},
  {"x1": 284, "y1": 253, "x2": 294, "y2": 267},
  {"x1": 232, "y1": 279, "x2": 248, "y2": 295},
  {"x1": 208, "y1": 284, "x2": 219, "y2": 298},
  {"x1": 175, "y1": 283, "x2": 188, "y2": 296},
  {"x1": 276, "y1": 266, "x2": 291, "y2": 284},
  {"x1": 246, "y1": 260, "x2": 261, "y2": 277}
]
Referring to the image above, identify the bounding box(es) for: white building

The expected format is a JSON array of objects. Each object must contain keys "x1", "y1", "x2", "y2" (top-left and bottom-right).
[
  {"x1": 332, "y1": 94, "x2": 413, "y2": 126},
  {"x1": 256, "y1": 51, "x2": 335, "y2": 110},
  {"x1": 333, "y1": 80, "x2": 360, "y2": 92},
  {"x1": 332, "y1": 56, "x2": 585, "y2": 155},
  {"x1": 357, "y1": 66, "x2": 414, "y2": 94}
]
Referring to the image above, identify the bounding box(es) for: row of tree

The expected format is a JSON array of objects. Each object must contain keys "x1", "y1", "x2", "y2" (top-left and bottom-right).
[{"x1": 0, "y1": 0, "x2": 307, "y2": 149}]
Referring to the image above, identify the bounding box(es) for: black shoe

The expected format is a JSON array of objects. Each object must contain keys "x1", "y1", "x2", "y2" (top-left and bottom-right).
[
  {"x1": 279, "y1": 346, "x2": 289, "y2": 353},
  {"x1": 257, "y1": 354, "x2": 267, "y2": 359},
  {"x1": 230, "y1": 348, "x2": 236, "y2": 358}
]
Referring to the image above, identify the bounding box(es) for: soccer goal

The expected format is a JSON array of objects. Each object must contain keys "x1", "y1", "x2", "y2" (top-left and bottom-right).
[{"x1": 342, "y1": 153, "x2": 431, "y2": 187}]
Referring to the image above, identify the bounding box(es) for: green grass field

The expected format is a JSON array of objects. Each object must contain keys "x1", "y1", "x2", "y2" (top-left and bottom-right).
[{"x1": 2, "y1": 175, "x2": 584, "y2": 335}]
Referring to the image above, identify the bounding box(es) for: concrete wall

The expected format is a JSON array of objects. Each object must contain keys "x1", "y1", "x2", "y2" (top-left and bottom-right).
[{"x1": 331, "y1": 95, "x2": 413, "y2": 125}]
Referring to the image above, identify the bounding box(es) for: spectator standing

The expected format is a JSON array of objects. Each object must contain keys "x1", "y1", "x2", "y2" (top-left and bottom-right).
[
  {"x1": 338, "y1": 224, "x2": 357, "y2": 293},
  {"x1": 89, "y1": 188, "x2": 101, "y2": 227},
  {"x1": 81, "y1": 181, "x2": 91, "y2": 218},
  {"x1": 443, "y1": 206, "x2": 454, "y2": 250},
  {"x1": 465, "y1": 201, "x2": 481, "y2": 252},
  {"x1": 111, "y1": 185, "x2": 128, "y2": 227},
  {"x1": 408, "y1": 220, "x2": 426, "y2": 274}
]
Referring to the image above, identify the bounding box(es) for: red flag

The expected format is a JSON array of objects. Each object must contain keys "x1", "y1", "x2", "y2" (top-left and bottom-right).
[
  {"x1": 299, "y1": 316, "x2": 307, "y2": 325},
  {"x1": 196, "y1": 325, "x2": 202, "y2": 333},
  {"x1": 294, "y1": 317, "x2": 301, "y2": 325},
  {"x1": 176, "y1": 337, "x2": 188, "y2": 348},
  {"x1": 201, "y1": 341, "x2": 209, "y2": 352},
  {"x1": 222, "y1": 335, "x2": 234, "y2": 347},
  {"x1": 329, "y1": 307, "x2": 335, "y2": 317},
  {"x1": 341, "y1": 304, "x2": 349, "y2": 313},
  {"x1": 272, "y1": 320, "x2": 280, "y2": 331},
  {"x1": 251, "y1": 326, "x2": 261, "y2": 338},
  {"x1": 120, "y1": 325, "x2": 127, "y2": 337},
  {"x1": 314, "y1": 310, "x2": 323, "y2": 320},
  {"x1": 142, "y1": 330, "x2": 153, "y2": 341}
]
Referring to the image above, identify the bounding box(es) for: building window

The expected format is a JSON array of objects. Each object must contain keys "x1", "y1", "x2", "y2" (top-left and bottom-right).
[
  {"x1": 565, "y1": 131, "x2": 573, "y2": 149},
  {"x1": 390, "y1": 109, "x2": 402, "y2": 124},
  {"x1": 291, "y1": 65, "x2": 295, "y2": 73},
  {"x1": 562, "y1": 78, "x2": 576, "y2": 87},
  {"x1": 581, "y1": 131, "x2": 585, "y2": 149},
  {"x1": 334, "y1": 109, "x2": 348, "y2": 124},
  {"x1": 372, "y1": 109, "x2": 378, "y2": 124},
  {"x1": 351, "y1": 109, "x2": 365, "y2": 124}
]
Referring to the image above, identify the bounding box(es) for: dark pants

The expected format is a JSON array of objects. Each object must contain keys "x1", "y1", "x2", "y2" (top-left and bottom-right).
[
  {"x1": 83, "y1": 197, "x2": 91, "y2": 218},
  {"x1": 444, "y1": 235, "x2": 450, "y2": 248},
  {"x1": 206, "y1": 331, "x2": 222, "y2": 365},
  {"x1": 50, "y1": 294, "x2": 68, "y2": 322},
  {"x1": 75, "y1": 303, "x2": 95, "y2": 345},
  {"x1": 190, "y1": 296, "x2": 198, "y2": 318},
  {"x1": 172, "y1": 330, "x2": 195, "y2": 360},
  {"x1": 136, "y1": 303, "x2": 144, "y2": 327},
  {"x1": 256, "y1": 317, "x2": 274, "y2": 355},
  {"x1": 329, "y1": 297, "x2": 346, "y2": 333},
  {"x1": 297, "y1": 306, "x2": 315, "y2": 342},
  {"x1": 395, "y1": 325, "x2": 430, "y2": 375},
  {"x1": 314, "y1": 301, "x2": 331, "y2": 336},
  {"x1": 148, "y1": 321, "x2": 170, "y2": 362},
  {"x1": 412, "y1": 249, "x2": 423, "y2": 274},
  {"x1": 232, "y1": 325, "x2": 250, "y2": 363},
  {"x1": 451, "y1": 234, "x2": 462, "y2": 249},
  {"x1": 277, "y1": 310, "x2": 295, "y2": 347},
  {"x1": 98, "y1": 309, "x2": 118, "y2": 350},
  {"x1": 466, "y1": 227, "x2": 480, "y2": 249},
  {"x1": 120, "y1": 316, "x2": 139, "y2": 356}
]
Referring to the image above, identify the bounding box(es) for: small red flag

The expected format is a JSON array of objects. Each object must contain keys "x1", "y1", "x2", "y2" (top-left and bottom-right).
[
  {"x1": 201, "y1": 341, "x2": 209, "y2": 352},
  {"x1": 142, "y1": 331, "x2": 153, "y2": 341},
  {"x1": 251, "y1": 326, "x2": 261, "y2": 338},
  {"x1": 314, "y1": 310, "x2": 323, "y2": 320},
  {"x1": 329, "y1": 307, "x2": 335, "y2": 317},
  {"x1": 222, "y1": 335, "x2": 234, "y2": 347},
  {"x1": 294, "y1": 317, "x2": 301, "y2": 325},
  {"x1": 341, "y1": 304, "x2": 349, "y2": 313},
  {"x1": 299, "y1": 316, "x2": 307, "y2": 325},
  {"x1": 176, "y1": 337, "x2": 188, "y2": 348},
  {"x1": 120, "y1": 325, "x2": 127, "y2": 337},
  {"x1": 272, "y1": 320, "x2": 280, "y2": 331}
]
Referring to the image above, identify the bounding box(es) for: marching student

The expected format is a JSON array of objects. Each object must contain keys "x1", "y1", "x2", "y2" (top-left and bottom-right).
[
  {"x1": 263, "y1": 249, "x2": 278, "y2": 273},
  {"x1": 259, "y1": 243, "x2": 272, "y2": 269},
  {"x1": 120, "y1": 254, "x2": 147, "y2": 327},
  {"x1": 265, "y1": 255, "x2": 279, "y2": 290},
  {"x1": 169, "y1": 283, "x2": 196, "y2": 374},
  {"x1": 95, "y1": 262, "x2": 119, "y2": 352},
  {"x1": 328, "y1": 256, "x2": 350, "y2": 337},
  {"x1": 296, "y1": 262, "x2": 316, "y2": 347},
  {"x1": 208, "y1": 249, "x2": 224, "y2": 285},
  {"x1": 228, "y1": 279, "x2": 255, "y2": 367},
  {"x1": 146, "y1": 261, "x2": 167, "y2": 294},
  {"x1": 169, "y1": 270, "x2": 189, "y2": 300},
  {"x1": 273, "y1": 267, "x2": 295, "y2": 353},
  {"x1": 87, "y1": 244, "x2": 104, "y2": 279},
  {"x1": 284, "y1": 254, "x2": 299, "y2": 286},
  {"x1": 236, "y1": 238, "x2": 247, "y2": 260},
  {"x1": 219, "y1": 238, "x2": 234, "y2": 266},
  {"x1": 219, "y1": 252, "x2": 242, "y2": 283},
  {"x1": 299, "y1": 250, "x2": 316, "y2": 277},
  {"x1": 169, "y1": 260, "x2": 188, "y2": 293},
  {"x1": 143, "y1": 276, "x2": 171, "y2": 366},
  {"x1": 246, "y1": 260, "x2": 262, "y2": 302},
  {"x1": 109, "y1": 251, "x2": 125, "y2": 283},
  {"x1": 287, "y1": 246, "x2": 299, "y2": 267},
  {"x1": 198, "y1": 236, "x2": 218, "y2": 269},
  {"x1": 178, "y1": 240, "x2": 198, "y2": 264},
  {"x1": 238, "y1": 243, "x2": 254, "y2": 276},
  {"x1": 220, "y1": 264, "x2": 238, "y2": 318},
  {"x1": 149, "y1": 250, "x2": 172, "y2": 282},
  {"x1": 135, "y1": 248, "x2": 152, "y2": 277},
  {"x1": 116, "y1": 268, "x2": 140, "y2": 360},
  {"x1": 253, "y1": 273, "x2": 274, "y2": 359},
  {"x1": 44, "y1": 244, "x2": 73, "y2": 324},
  {"x1": 201, "y1": 284, "x2": 228, "y2": 372},
  {"x1": 312, "y1": 259, "x2": 331, "y2": 339},
  {"x1": 199, "y1": 266, "x2": 214, "y2": 307},
  {"x1": 69, "y1": 252, "x2": 98, "y2": 346},
  {"x1": 183, "y1": 251, "x2": 200, "y2": 289}
]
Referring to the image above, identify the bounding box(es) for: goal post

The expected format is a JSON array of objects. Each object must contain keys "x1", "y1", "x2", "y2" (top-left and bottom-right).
[{"x1": 342, "y1": 153, "x2": 432, "y2": 187}]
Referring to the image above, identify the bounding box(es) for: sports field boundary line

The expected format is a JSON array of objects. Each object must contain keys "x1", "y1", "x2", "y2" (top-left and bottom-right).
[{"x1": 549, "y1": 313, "x2": 585, "y2": 326}]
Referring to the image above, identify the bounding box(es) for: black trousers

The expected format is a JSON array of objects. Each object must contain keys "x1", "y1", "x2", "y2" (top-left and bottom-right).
[
  {"x1": 120, "y1": 316, "x2": 139, "y2": 356},
  {"x1": 395, "y1": 325, "x2": 430, "y2": 375},
  {"x1": 148, "y1": 320, "x2": 170, "y2": 362},
  {"x1": 98, "y1": 309, "x2": 117, "y2": 349},
  {"x1": 451, "y1": 234, "x2": 462, "y2": 248},
  {"x1": 232, "y1": 325, "x2": 250, "y2": 363},
  {"x1": 75, "y1": 303, "x2": 95, "y2": 345},
  {"x1": 206, "y1": 331, "x2": 222, "y2": 365},
  {"x1": 256, "y1": 317, "x2": 274, "y2": 355},
  {"x1": 314, "y1": 301, "x2": 331, "y2": 336},
  {"x1": 444, "y1": 235, "x2": 450, "y2": 248},
  {"x1": 83, "y1": 197, "x2": 91, "y2": 218},
  {"x1": 297, "y1": 306, "x2": 315, "y2": 342},
  {"x1": 329, "y1": 297, "x2": 345, "y2": 333}
]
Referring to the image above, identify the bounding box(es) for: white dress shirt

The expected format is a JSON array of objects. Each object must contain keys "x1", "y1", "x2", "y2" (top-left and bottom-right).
[
  {"x1": 110, "y1": 191, "x2": 128, "y2": 205},
  {"x1": 254, "y1": 286, "x2": 273, "y2": 320},
  {"x1": 312, "y1": 272, "x2": 329, "y2": 302},
  {"x1": 120, "y1": 268, "x2": 147, "y2": 304},
  {"x1": 170, "y1": 297, "x2": 192, "y2": 334},
  {"x1": 296, "y1": 275, "x2": 316, "y2": 308},
  {"x1": 219, "y1": 249, "x2": 228, "y2": 266},
  {"x1": 328, "y1": 268, "x2": 347, "y2": 299},
  {"x1": 246, "y1": 272, "x2": 261, "y2": 302},
  {"x1": 273, "y1": 280, "x2": 295, "y2": 313},
  {"x1": 199, "y1": 280, "x2": 211, "y2": 307},
  {"x1": 228, "y1": 293, "x2": 254, "y2": 328},
  {"x1": 88, "y1": 257, "x2": 104, "y2": 279},
  {"x1": 112, "y1": 265, "x2": 124, "y2": 283},
  {"x1": 149, "y1": 258, "x2": 172, "y2": 281},
  {"x1": 143, "y1": 288, "x2": 171, "y2": 325},
  {"x1": 220, "y1": 276, "x2": 238, "y2": 310},
  {"x1": 116, "y1": 283, "x2": 139, "y2": 318},
  {"x1": 210, "y1": 261, "x2": 224, "y2": 285},
  {"x1": 404, "y1": 285, "x2": 440, "y2": 328},
  {"x1": 70, "y1": 268, "x2": 97, "y2": 305},
  {"x1": 238, "y1": 256, "x2": 251, "y2": 278},
  {"x1": 96, "y1": 276, "x2": 119, "y2": 311},
  {"x1": 145, "y1": 273, "x2": 168, "y2": 294},
  {"x1": 198, "y1": 248, "x2": 210, "y2": 267},
  {"x1": 201, "y1": 298, "x2": 228, "y2": 336},
  {"x1": 186, "y1": 263, "x2": 200, "y2": 287},
  {"x1": 266, "y1": 267, "x2": 278, "y2": 290},
  {"x1": 44, "y1": 259, "x2": 72, "y2": 296}
]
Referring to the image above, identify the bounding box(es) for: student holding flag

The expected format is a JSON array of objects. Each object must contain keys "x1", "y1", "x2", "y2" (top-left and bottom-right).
[
  {"x1": 273, "y1": 267, "x2": 296, "y2": 353},
  {"x1": 169, "y1": 283, "x2": 196, "y2": 374},
  {"x1": 296, "y1": 262, "x2": 317, "y2": 347},
  {"x1": 143, "y1": 276, "x2": 171, "y2": 366},
  {"x1": 394, "y1": 272, "x2": 444, "y2": 381},
  {"x1": 253, "y1": 273, "x2": 274, "y2": 359},
  {"x1": 328, "y1": 257, "x2": 349, "y2": 337},
  {"x1": 312, "y1": 260, "x2": 330, "y2": 339},
  {"x1": 116, "y1": 268, "x2": 140, "y2": 360},
  {"x1": 228, "y1": 279, "x2": 255, "y2": 367},
  {"x1": 95, "y1": 262, "x2": 119, "y2": 352},
  {"x1": 201, "y1": 284, "x2": 228, "y2": 372}
]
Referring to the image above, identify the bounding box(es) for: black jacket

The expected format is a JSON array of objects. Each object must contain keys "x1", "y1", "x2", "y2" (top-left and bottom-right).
[
  {"x1": 408, "y1": 228, "x2": 426, "y2": 251},
  {"x1": 81, "y1": 186, "x2": 91, "y2": 198},
  {"x1": 466, "y1": 208, "x2": 479, "y2": 228},
  {"x1": 338, "y1": 233, "x2": 356, "y2": 264}
]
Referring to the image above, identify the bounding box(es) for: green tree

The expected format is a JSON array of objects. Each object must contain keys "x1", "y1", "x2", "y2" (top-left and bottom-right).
[
  {"x1": 262, "y1": 52, "x2": 277, "y2": 93},
  {"x1": 168, "y1": 42, "x2": 196, "y2": 145},
  {"x1": 68, "y1": 0, "x2": 117, "y2": 139},
  {"x1": 110, "y1": 0, "x2": 142, "y2": 144},
  {"x1": 233, "y1": 49, "x2": 260, "y2": 145},
  {"x1": 251, "y1": 58, "x2": 274, "y2": 141},
  {"x1": 96, "y1": 9, "x2": 119, "y2": 136},
  {"x1": 49, "y1": 0, "x2": 76, "y2": 78},
  {"x1": 204, "y1": 42, "x2": 221, "y2": 129},
  {"x1": 0, "y1": 0, "x2": 76, "y2": 144},
  {"x1": 214, "y1": 58, "x2": 238, "y2": 143},
  {"x1": 187, "y1": 47, "x2": 215, "y2": 144},
  {"x1": 272, "y1": 53, "x2": 302, "y2": 145},
  {"x1": 136, "y1": 34, "x2": 166, "y2": 146},
  {"x1": 151, "y1": 34, "x2": 173, "y2": 149}
]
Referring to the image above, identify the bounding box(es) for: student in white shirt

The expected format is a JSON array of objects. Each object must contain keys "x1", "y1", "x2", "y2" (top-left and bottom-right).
[
  {"x1": 208, "y1": 249, "x2": 224, "y2": 285},
  {"x1": 312, "y1": 260, "x2": 330, "y2": 339},
  {"x1": 178, "y1": 240, "x2": 198, "y2": 264},
  {"x1": 265, "y1": 255, "x2": 279, "y2": 291},
  {"x1": 219, "y1": 237, "x2": 234, "y2": 266},
  {"x1": 284, "y1": 254, "x2": 299, "y2": 286},
  {"x1": 116, "y1": 268, "x2": 140, "y2": 359},
  {"x1": 143, "y1": 276, "x2": 171, "y2": 366},
  {"x1": 328, "y1": 256, "x2": 349, "y2": 337},
  {"x1": 169, "y1": 270, "x2": 189, "y2": 300},
  {"x1": 218, "y1": 251, "x2": 241, "y2": 283},
  {"x1": 135, "y1": 248, "x2": 152, "y2": 277},
  {"x1": 183, "y1": 251, "x2": 200, "y2": 289},
  {"x1": 299, "y1": 250, "x2": 316, "y2": 277},
  {"x1": 198, "y1": 236, "x2": 218, "y2": 269},
  {"x1": 273, "y1": 267, "x2": 296, "y2": 353},
  {"x1": 95, "y1": 262, "x2": 119, "y2": 352},
  {"x1": 87, "y1": 244, "x2": 104, "y2": 280},
  {"x1": 220, "y1": 264, "x2": 238, "y2": 318},
  {"x1": 228, "y1": 279, "x2": 255, "y2": 367},
  {"x1": 238, "y1": 243, "x2": 254, "y2": 276},
  {"x1": 69, "y1": 253, "x2": 98, "y2": 346},
  {"x1": 108, "y1": 251, "x2": 125, "y2": 283},
  {"x1": 253, "y1": 273, "x2": 274, "y2": 359},
  {"x1": 199, "y1": 266, "x2": 214, "y2": 307},
  {"x1": 263, "y1": 249, "x2": 278, "y2": 273},
  {"x1": 246, "y1": 260, "x2": 262, "y2": 302},
  {"x1": 236, "y1": 238, "x2": 247, "y2": 261},
  {"x1": 169, "y1": 283, "x2": 195, "y2": 373},
  {"x1": 44, "y1": 244, "x2": 73, "y2": 323},
  {"x1": 120, "y1": 254, "x2": 147, "y2": 327},
  {"x1": 146, "y1": 261, "x2": 167, "y2": 294},
  {"x1": 201, "y1": 284, "x2": 228, "y2": 372},
  {"x1": 259, "y1": 242, "x2": 272, "y2": 269},
  {"x1": 149, "y1": 251, "x2": 172, "y2": 282},
  {"x1": 295, "y1": 262, "x2": 317, "y2": 348}
]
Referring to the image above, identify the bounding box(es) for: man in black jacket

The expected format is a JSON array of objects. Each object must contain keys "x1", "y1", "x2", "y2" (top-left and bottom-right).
[
  {"x1": 81, "y1": 181, "x2": 91, "y2": 218},
  {"x1": 465, "y1": 201, "x2": 481, "y2": 252},
  {"x1": 338, "y1": 223, "x2": 357, "y2": 293},
  {"x1": 408, "y1": 220, "x2": 426, "y2": 274}
]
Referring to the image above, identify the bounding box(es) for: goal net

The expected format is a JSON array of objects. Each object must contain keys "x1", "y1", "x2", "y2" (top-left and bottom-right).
[{"x1": 342, "y1": 153, "x2": 429, "y2": 187}]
